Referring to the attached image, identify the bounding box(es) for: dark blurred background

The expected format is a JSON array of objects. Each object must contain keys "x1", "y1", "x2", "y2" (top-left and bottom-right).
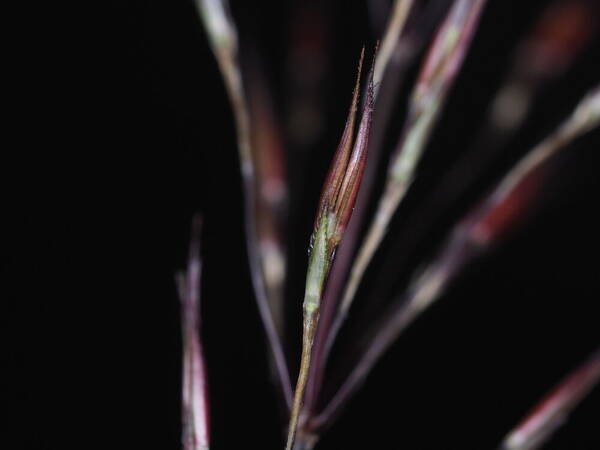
[{"x1": 10, "y1": 0, "x2": 599, "y2": 449}]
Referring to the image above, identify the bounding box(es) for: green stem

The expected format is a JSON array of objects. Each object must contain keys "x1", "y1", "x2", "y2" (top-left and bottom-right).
[
  {"x1": 286, "y1": 215, "x2": 331, "y2": 450},
  {"x1": 286, "y1": 311, "x2": 319, "y2": 450}
]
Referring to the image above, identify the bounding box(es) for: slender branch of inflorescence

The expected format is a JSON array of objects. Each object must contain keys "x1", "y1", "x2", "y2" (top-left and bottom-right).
[
  {"x1": 373, "y1": 0, "x2": 414, "y2": 91},
  {"x1": 314, "y1": 86, "x2": 600, "y2": 429},
  {"x1": 194, "y1": 0, "x2": 293, "y2": 407}
]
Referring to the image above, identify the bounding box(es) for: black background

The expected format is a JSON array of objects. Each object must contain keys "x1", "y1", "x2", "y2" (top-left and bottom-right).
[{"x1": 10, "y1": 0, "x2": 600, "y2": 449}]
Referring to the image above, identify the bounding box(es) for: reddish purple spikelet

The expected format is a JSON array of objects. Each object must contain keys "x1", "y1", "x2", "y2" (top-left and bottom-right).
[
  {"x1": 178, "y1": 216, "x2": 210, "y2": 450},
  {"x1": 414, "y1": 0, "x2": 485, "y2": 105},
  {"x1": 286, "y1": 48, "x2": 376, "y2": 450},
  {"x1": 334, "y1": 64, "x2": 374, "y2": 239},
  {"x1": 317, "y1": 48, "x2": 364, "y2": 228},
  {"x1": 501, "y1": 349, "x2": 600, "y2": 450},
  {"x1": 315, "y1": 46, "x2": 375, "y2": 247}
]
